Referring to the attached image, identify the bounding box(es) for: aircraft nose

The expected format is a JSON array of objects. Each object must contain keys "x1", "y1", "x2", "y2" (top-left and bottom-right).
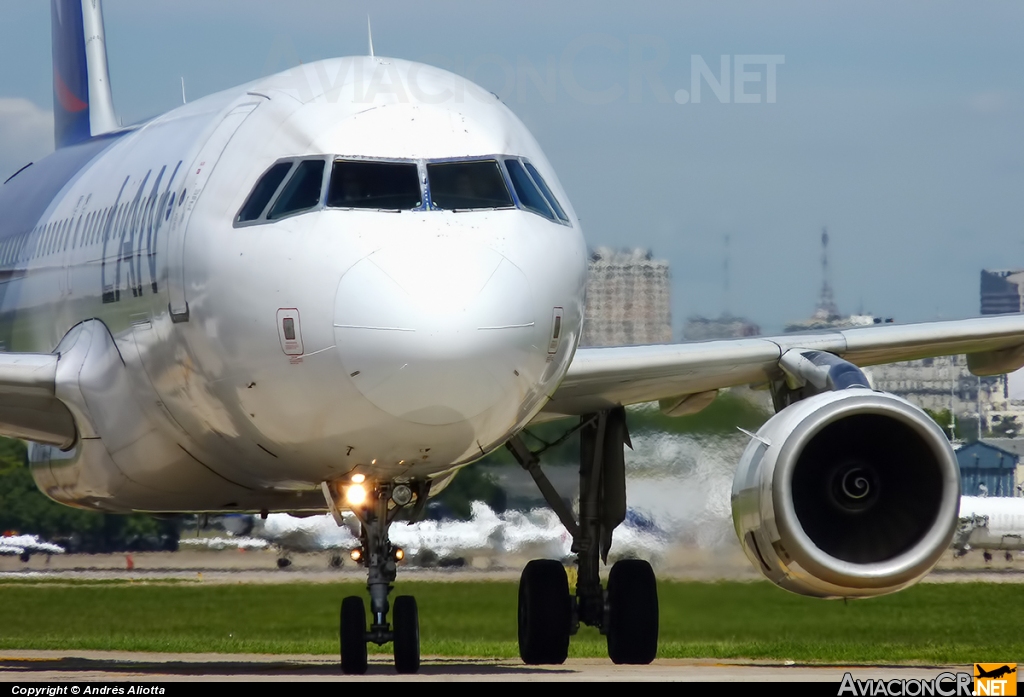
[{"x1": 334, "y1": 241, "x2": 535, "y2": 426}]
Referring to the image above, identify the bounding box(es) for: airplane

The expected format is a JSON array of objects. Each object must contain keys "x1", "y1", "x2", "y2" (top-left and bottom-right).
[
  {"x1": 2, "y1": 0, "x2": 1024, "y2": 674},
  {"x1": 221, "y1": 502, "x2": 664, "y2": 569},
  {"x1": 219, "y1": 504, "x2": 511, "y2": 569},
  {"x1": 953, "y1": 496, "x2": 1024, "y2": 562},
  {"x1": 219, "y1": 507, "x2": 359, "y2": 568},
  {"x1": 0, "y1": 532, "x2": 65, "y2": 561},
  {"x1": 975, "y1": 665, "x2": 1017, "y2": 680}
]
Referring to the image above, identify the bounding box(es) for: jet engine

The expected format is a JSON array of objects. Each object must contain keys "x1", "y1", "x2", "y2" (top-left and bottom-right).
[{"x1": 732, "y1": 387, "x2": 960, "y2": 598}]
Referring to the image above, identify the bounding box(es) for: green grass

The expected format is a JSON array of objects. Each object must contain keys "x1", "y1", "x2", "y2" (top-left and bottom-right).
[{"x1": 0, "y1": 580, "x2": 1019, "y2": 663}]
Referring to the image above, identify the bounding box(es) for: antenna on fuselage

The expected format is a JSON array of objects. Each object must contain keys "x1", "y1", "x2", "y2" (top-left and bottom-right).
[
  {"x1": 181, "y1": 77, "x2": 187, "y2": 105},
  {"x1": 367, "y1": 16, "x2": 375, "y2": 57}
]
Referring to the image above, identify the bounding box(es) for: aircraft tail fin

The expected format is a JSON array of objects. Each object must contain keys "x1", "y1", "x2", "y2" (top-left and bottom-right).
[{"x1": 51, "y1": 0, "x2": 117, "y2": 149}]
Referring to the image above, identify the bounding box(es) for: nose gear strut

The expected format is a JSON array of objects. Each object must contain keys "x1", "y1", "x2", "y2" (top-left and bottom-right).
[{"x1": 324, "y1": 478, "x2": 429, "y2": 674}]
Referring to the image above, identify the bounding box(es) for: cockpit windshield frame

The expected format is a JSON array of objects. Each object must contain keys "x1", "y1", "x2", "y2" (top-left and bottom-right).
[{"x1": 234, "y1": 153, "x2": 572, "y2": 228}]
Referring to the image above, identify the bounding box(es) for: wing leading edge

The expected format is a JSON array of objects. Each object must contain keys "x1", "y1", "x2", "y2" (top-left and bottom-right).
[
  {"x1": 542, "y1": 314, "x2": 1024, "y2": 419},
  {"x1": 0, "y1": 352, "x2": 75, "y2": 448}
]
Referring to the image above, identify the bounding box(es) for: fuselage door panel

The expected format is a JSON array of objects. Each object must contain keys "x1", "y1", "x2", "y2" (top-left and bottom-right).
[{"x1": 166, "y1": 102, "x2": 259, "y2": 321}]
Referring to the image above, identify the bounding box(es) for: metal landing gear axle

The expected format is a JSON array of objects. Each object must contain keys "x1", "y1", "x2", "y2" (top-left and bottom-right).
[
  {"x1": 326, "y1": 478, "x2": 428, "y2": 675},
  {"x1": 507, "y1": 407, "x2": 659, "y2": 666}
]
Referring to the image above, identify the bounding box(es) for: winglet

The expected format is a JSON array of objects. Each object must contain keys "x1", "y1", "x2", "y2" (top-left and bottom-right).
[
  {"x1": 367, "y1": 15, "x2": 375, "y2": 58},
  {"x1": 51, "y1": 0, "x2": 118, "y2": 149}
]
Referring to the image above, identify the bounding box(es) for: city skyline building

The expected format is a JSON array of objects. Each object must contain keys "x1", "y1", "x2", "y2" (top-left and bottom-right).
[
  {"x1": 580, "y1": 247, "x2": 672, "y2": 347},
  {"x1": 981, "y1": 269, "x2": 1024, "y2": 315},
  {"x1": 682, "y1": 314, "x2": 761, "y2": 342}
]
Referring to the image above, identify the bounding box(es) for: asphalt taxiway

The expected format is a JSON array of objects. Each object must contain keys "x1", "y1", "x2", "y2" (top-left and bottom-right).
[{"x1": 0, "y1": 651, "x2": 975, "y2": 682}]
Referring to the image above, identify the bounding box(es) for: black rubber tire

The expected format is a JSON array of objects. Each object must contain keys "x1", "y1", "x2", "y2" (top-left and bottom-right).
[
  {"x1": 518, "y1": 559, "x2": 571, "y2": 665},
  {"x1": 340, "y1": 596, "x2": 368, "y2": 674},
  {"x1": 393, "y1": 595, "x2": 420, "y2": 674},
  {"x1": 606, "y1": 559, "x2": 659, "y2": 665}
]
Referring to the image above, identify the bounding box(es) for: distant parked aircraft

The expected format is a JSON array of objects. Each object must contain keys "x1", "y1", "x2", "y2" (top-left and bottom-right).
[
  {"x1": 0, "y1": 532, "x2": 65, "y2": 562},
  {"x1": 953, "y1": 496, "x2": 1024, "y2": 562},
  {"x1": 211, "y1": 503, "x2": 665, "y2": 570}
]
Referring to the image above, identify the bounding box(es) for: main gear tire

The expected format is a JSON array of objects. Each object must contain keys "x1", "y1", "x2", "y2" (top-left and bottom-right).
[
  {"x1": 606, "y1": 559, "x2": 658, "y2": 665},
  {"x1": 517, "y1": 559, "x2": 571, "y2": 665}
]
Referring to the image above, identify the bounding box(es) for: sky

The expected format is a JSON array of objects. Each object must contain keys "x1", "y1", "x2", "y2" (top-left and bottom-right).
[{"x1": 1, "y1": 1, "x2": 1022, "y2": 335}]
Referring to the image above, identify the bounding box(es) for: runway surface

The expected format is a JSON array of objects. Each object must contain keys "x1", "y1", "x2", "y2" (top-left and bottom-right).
[{"x1": 0, "y1": 651, "x2": 973, "y2": 682}]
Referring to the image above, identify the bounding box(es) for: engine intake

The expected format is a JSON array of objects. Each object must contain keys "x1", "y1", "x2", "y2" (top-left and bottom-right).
[{"x1": 732, "y1": 389, "x2": 960, "y2": 598}]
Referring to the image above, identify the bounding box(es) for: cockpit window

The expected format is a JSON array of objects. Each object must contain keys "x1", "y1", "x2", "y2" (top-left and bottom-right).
[
  {"x1": 427, "y1": 160, "x2": 513, "y2": 210},
  {"x1": 237, "y1": 161, "x2": 293, "y2": 223},
  {"x1": 268, "y1": 159, "x2": 325, "y2": 220},
  {"x1": 524, "y1": 162, "x2": 569, "y2": 223},
  {"x1": 327, "y1": 160, "x2": 421, "y2": 210},
  {"x1": 504, "y1": 159, "x2": 555, "y2": 221}
]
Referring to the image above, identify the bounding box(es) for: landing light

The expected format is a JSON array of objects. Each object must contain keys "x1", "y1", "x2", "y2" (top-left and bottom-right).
[
  {"x1": 351, "y1": 473, "x2": 366, "y2": 484},
  {"x1": 350, "y1": 549, "x2": 362, "y2": 562},
  {"x1": 394, "y1": 547, "x2": 405, "y2": 561},
  {"x1": 391, "y1": 484, "x2": 413, "y2": 507}
]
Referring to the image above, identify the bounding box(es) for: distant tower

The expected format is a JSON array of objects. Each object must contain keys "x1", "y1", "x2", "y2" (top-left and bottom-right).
[
  {"x1": 682, "y1": 234, "x2": 761, "y2": 341},
  {"x1": 722, "y1": 234, "x2": 731, "y2": 316},
  {"x1": 816, "y1": 227, "x2": 840, "y2": 319}
]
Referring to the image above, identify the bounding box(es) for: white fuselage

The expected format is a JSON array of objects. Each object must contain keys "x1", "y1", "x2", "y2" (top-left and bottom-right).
[
  {"x1": 957, "y1": 496, "x2": 1024, "y2": 553},
  {"x1": 1, "y1": 57, "x2": 588, "y2": 512}
]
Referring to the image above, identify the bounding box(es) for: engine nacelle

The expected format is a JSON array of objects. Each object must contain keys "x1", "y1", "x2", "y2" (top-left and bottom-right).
[{"x1": 732, "y1": 389, "x2": 960, "y2": 598}]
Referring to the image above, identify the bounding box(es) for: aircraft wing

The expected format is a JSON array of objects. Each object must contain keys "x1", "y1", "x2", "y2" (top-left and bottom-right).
[
  {"x1": 541, "y1": 314, "x2": 1024, "y2": 419},
  {"x1": 0, "y1": 352, "x2": 76, "y2": 448}
]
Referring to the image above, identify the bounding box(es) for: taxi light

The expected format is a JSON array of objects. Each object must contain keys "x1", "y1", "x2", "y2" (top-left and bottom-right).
[
  {"x1": 394, "y1": 547, "x2": 405, "y2": 561},
  {"x1": 351, "y1": 473, "x2": 366, "y2": 484},
  {"x1": 350, "y1": 549, "x2": 362, "y2": 562},
  {"x1": 345, "y1": 483, "x2": 367, "y2": 506}
]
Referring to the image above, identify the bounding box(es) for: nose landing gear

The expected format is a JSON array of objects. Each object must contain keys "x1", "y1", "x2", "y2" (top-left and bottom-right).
[
  {"x1": 507, "y1": 407, "x2": 659, "y2": 666},
  {"x1": 325, "y1": 478, "x2": 428, "y2": 674}
]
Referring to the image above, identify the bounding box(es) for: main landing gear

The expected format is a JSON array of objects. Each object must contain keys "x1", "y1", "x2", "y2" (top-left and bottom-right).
[
  {"x1": 324, "y1": 478, "x2": 429, "y2": 675},
  {"x1": 507, "y1": 407, "x2": 659, "y2": 665}
]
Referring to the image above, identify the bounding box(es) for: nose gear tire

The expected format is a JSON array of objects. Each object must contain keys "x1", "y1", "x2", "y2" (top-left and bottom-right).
[
  {"x1": 340, "y1": 595, "x2": 368, "y2": 674},
  {"x1": 393, "y1": 595, "x2": 420, "y2": 674}
]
